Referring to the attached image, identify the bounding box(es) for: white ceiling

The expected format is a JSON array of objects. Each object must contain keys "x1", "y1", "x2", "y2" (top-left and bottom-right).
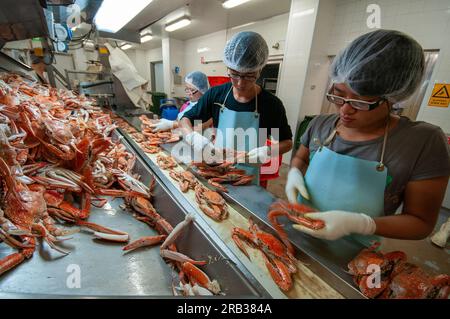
[{"x1": 112, "y1": 0, "x2": 291, "y2": 50}]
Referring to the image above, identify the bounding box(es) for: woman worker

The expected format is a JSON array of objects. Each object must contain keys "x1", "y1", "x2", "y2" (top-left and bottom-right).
[
  {"x1": 30, "y1": 53, "x2": 49, "y2": 85},
  {"x1": 179, "y1": 31, "x2": 293, "y2": 184},
  {"x1": 286, "y1": 29, "x2": 450, "y2": 242},
  {"x1": 150, "y1": 71, "x2": 209, "y2": 132}
]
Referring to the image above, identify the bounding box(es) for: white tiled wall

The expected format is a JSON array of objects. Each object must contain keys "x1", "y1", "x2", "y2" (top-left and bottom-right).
[
  {"x1": 183, "y1": 13, "x2": 290, "y2": 78},
  {"x1": 130, "y1": 13, "x2": 289, "y2": 98},
  {"x1": 169, "y1": 38, "x2": 186, "y2": 98}
]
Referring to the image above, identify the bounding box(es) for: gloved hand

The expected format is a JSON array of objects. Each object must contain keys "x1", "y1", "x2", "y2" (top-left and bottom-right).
[
  {"x1": 246, "y1": 146, "x2": 270, "y2": 164},
  {"x1": 293, "y1": 211, "x2": 376, "y2": 240},
  {"x1": 285, "y1": 167, "x2": 310, "y2": 203},
  {"x1": 185, "y1": 131, "x2": 213, "y2": 153},
  {"x1": 150, "y1": 119, "x2": 175, "y2": 132}
]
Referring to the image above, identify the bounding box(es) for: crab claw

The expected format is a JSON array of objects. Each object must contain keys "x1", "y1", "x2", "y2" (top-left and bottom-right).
[{"x1": 181, "y1": 261, "x2": 221, "y2": 295}]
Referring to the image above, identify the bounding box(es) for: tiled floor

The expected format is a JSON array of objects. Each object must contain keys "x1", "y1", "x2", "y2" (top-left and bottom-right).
[{"x1": 265, "y1": 163, "x2": 289, "y2": 201}]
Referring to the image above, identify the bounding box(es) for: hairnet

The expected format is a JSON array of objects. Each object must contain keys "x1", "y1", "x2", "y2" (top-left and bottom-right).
[
  {"x1": 185, "y1": 71, "x2": 209, "y2": 94},
  {"x1": 330, "y1": 29, "x2": 425, "y2": 103},
  {"x1": 223, "y1": 31, "x2": 269, "y2": 73}
]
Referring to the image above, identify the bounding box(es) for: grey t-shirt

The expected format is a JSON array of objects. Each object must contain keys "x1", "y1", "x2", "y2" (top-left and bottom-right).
[{"x1": 300, "y1": 114, "x2": 450, "y2": 215}]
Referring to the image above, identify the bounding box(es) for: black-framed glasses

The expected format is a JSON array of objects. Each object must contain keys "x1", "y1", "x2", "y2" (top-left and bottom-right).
[
  {"x1": 227, "y1": 70, "x2": 258, "y2": 82},
  {"x1": 185, "y1": 87, "x2": 199, "y2": 94},
  {"x1": 326, "y1": 86, "x2": 386, "y2": 111}
]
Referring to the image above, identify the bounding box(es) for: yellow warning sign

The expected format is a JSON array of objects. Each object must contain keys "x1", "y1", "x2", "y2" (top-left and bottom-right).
[
  {"x1": 98, "y1": 46, "x2": 109, "y2": 54},
  {"x1": 428, "y1": 83, "x2": 450, "y2": 107}
]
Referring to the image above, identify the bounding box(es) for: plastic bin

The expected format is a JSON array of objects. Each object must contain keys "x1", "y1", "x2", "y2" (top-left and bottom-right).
[
  {"x1": 160, "y1": 98, "x2": 179, "y2": 120},
  {"x1": 207, "y1": 76, "x2": 231, "y2": 87},
  {"x1": 148, "y1": 92, "x2": 167, "y2": 115}
]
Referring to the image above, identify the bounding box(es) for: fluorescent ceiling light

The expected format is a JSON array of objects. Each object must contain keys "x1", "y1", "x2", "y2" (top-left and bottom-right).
[
  {"x1": 120, "y1": 43, "x2": 133, "y2": 50},
  {"x1": 197, "y1": 47, "x2": 210, "y2": 53},
  {"x1": 140, "y1": 33, "x2": 153, "y2": 43},
  {"x1": 222, "y1": 0, "x2": 252, "y2": 9},
  {"x1": 140, "y1": 29, "x2": 151, "y2": 36},
  {"x1": 95, "y1": 0, "x2": 153, "y2": 33},
  {"x1": 165, "y1": 17, "x2": 191, "y2": 32},
  {"x1": 293, "y1": 8, "x2": 315, "y2": 18}
]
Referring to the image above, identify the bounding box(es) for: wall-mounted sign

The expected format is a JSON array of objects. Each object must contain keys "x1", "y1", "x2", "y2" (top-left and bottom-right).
[{"x1": 428, "y1": 83, "x2": 450, "y2": 107}]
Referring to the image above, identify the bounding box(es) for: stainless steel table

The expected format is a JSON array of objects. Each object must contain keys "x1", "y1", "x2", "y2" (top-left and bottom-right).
[
  {"x1": 116, "y1": 111, "x2": 450, "y2": 299},
  {"x1": 0, "y1": 129, "x2": 270, "y2": 298}
]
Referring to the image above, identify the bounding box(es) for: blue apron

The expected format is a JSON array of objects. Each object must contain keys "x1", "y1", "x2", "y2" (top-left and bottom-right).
[
  {"x1": 213, "y1": 86, "x2": 261, "y2": 185},
  {"x1": 300, "y1": 118, "x2": 390, "y2": 246}
]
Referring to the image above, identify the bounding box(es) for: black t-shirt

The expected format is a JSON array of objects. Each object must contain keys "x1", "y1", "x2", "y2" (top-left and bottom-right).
[{"x1": 181, "y1": 82, "x2": 293, "y2": 141}]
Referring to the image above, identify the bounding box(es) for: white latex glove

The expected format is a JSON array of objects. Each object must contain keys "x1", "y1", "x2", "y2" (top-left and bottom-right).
[
  {"x1": 285, "y1": 167, "x2": 310, "y2": 203},
  {"x1": 293, "y1": 211, "x2": 376, "y2": 240},
  {"x1": 150, "y1": 119, "x2": 175, "y2": 132},
  {"x1": 185, "y1": 131, "x2": 213, "y2": 153},
  {"x1": 246, "y1": 146, "x2": 271, "y2": 164}
]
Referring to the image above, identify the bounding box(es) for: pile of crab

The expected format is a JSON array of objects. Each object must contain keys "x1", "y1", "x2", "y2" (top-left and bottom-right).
[
  {"x1": 155, "y1": 154, "x2": 229, "y2": 222},
  {"x1": 139, "y1": 115, "x2": 180, "y2": 147},
  {"x1": 109, "y1": 113, "x2": 163, "y2": 155},
  {"x1": 189, "y1": 161, "x2": 254, "y2": 193},
  {"x1": 347, "y1": 242, "x2": 449, "y2": 299},
  {"x1": 229, "y1": 201, "x2": 325, "y2": 292},
  {"x1": 0, "y1": 73, "x2": 224, "y2": 295}
]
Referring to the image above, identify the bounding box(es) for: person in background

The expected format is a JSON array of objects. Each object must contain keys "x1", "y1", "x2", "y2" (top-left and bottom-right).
[
  {"x1": 150, "y1": 71, "x2": 209, "y2": 132},
  {"x1": 285, "y1": 29, "x2": 450, "y2": 242},
  {"x1": 179, "y1": 31, "x2": 293, "y2": 185},
  {"x1": 30, "y1": 53, "x2": 49, "y2": 85}
]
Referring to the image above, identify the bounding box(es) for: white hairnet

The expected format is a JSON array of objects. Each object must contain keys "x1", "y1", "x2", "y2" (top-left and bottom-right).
[
  {"x1": 223, "y1": 31, "x2": 269, "y2": 73},
  {"x1": 330, "y1": 29, "x2": 425, "y2": 103},
  {"x1": 185, "y1": 71, "x2": 209, "y2": 94}
]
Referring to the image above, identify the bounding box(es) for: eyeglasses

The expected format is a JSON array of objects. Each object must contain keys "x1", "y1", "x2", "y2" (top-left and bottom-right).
[
  {"x1": 326, "y1": 86, "x2": 386, "y2": 111},
  {"x1": 227, "y1": 71, "x2": 258, "y2": 82},
  {"x1": 185, "y1": 87, "x2": 199, "y2": 94}
]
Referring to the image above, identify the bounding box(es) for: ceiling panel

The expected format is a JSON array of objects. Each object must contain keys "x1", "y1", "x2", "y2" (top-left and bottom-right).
[{"x1": 112, "y1": 0, "x2": 291, "y2": 48}]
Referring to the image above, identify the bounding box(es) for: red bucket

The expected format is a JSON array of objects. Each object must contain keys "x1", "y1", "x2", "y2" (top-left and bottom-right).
[
  {"x1": 207, "y1": 76, "x2": 231, "y2": 87},
  {"x1": 259, "y1": 139, "x2": 282, "y2": 188}
]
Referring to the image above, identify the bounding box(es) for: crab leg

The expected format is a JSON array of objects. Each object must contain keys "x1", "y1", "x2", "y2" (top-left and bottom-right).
[
  {"x1": 160, "y1": 249, "x2": 207, "y2": 265},
  {"x1": 0, "y1": 253, "x2": 25, "y2": 276},
  {"x1": 192, "y1": 283, "x2": 214, "y2": 296},
  {"x1": 93, "y1": 232, "x2": 129, "y2": 242},
  {"x1": 32, "y1": 176, "x2": 82, "y2": 192},
  {"x1": 75, "y1": 220, "x2": 128, "y2": 236},
  {"x1": 261, "y1": 253, "x2": 293, "y2": 292},
  {"x1": 231, "y1": 228, "x2": 252, "y2": 259},
  {"x1": 181, "y1": 261, "x2": 221, "y2": 295},
  {"x1": 0, "y1": 229, "x2": 34, "y2": 249},
  {"x1": 123, "y1": 235, "x2": 166, "y2": 252},
  {"x1": 160, "y1": 213, "x2": 195, "y2": 250}
]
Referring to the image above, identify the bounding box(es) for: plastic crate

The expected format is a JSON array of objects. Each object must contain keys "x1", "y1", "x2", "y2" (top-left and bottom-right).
[{"x1": 207, "y1": 76, "x2": 230, "y2": 87}]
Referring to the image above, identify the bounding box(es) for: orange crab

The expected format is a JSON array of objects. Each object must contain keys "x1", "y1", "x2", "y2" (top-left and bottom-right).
[
  {"x1": 209, "y1": 172, "x2": 254, "y2": 186},
  {"x1": 268, "y1": 200, "x2": 323, "y2": 254},
  {"x1": 169, "y1": 170, "x2": 198, "y2": 192},
  {"x1": 380, "y1": 263, "x2": 450, "y2": 299},
  {"x1": 194, "y1": 184, "x2": 228, "y2": 221},
  {"x1": 232, "y1": 218, "x2": 298, "y2": 291},
  {"x1": 156, "y1": 154, "x2": 177, "y2": 170},
  {"x1": 347, "y1": 243, "x2": 406, "y2": 298}
]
